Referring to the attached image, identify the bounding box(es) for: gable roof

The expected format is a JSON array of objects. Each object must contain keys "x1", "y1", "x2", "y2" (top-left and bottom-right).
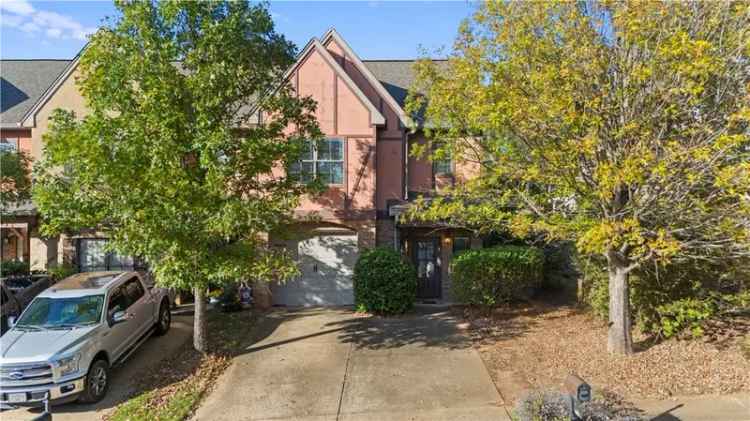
[
  {"x1": 0, "y1": 30, "x2": 444, "y2": 130},
  {"x1": 21, "y1": 54, "x2": 82, "y2": 128},
  {"x1": 0, "y1": 60, "x2": 71, "y2": 128},
  {"x1": 322, "y1": 29, "x2": 413, "y2": 127},
  {"x1": 289, "y1": 38, "x2": 385, "y2": 126}
]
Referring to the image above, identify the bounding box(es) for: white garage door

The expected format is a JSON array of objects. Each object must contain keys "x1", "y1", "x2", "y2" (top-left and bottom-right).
[{"x1": 272, "y1": 232, "x2": 358, "y2": 306}]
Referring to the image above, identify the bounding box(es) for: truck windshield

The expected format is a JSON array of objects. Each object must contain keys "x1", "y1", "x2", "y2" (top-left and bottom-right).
[{"x1": 16, "y1": 295, "x2": 105, "y2": 329}]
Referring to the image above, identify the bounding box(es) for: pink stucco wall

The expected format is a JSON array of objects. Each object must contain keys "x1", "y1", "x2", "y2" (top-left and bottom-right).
[
  {"x1": 324, "y1": 38, "x2": 405, "y2": 210},
  {"x1": 290, "y1": 46, "x2": 378, "y2": 224},
  {"x1": 285, "y1": 37, "x2": 481, "y2": 226},
  {"x1": 408, "y1": 134, "x2": 433, "y2": 194}
]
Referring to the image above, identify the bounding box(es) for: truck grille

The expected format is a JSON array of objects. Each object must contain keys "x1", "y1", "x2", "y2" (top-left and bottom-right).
[{"x1": 0, "y1": 362, "x2": 53, "y2": 387}]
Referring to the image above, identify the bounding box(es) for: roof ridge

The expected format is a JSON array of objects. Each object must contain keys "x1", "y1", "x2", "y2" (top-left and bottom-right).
[{"x1": 362, "y1": 58, "x2": 448, "y2": 62}]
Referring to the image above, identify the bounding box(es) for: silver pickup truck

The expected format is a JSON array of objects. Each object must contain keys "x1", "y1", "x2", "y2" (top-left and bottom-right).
[{"x1": 0, "y1": 271, "x2": 171, "y2": 406}]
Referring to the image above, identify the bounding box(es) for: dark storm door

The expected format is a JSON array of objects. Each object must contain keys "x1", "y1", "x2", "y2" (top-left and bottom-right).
[{"x1": 413, "y1": 239, "x2": 441, "y2": 299}]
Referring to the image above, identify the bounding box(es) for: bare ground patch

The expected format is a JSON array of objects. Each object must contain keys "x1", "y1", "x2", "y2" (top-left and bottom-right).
[{"x1": 463, "y1": 300, "x2": 750, "y2": 403}]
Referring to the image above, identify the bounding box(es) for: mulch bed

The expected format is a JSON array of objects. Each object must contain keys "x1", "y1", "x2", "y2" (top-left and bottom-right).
[{"x1": 463, "y1": 300, "x2": 750, "y2": 402}]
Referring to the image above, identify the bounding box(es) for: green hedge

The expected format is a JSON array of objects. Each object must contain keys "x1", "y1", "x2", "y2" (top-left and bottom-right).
[
  {"x1": 353, "y1": 247, "x2": 417, "y2": 315},
  {"x1": 1, "y1": 260, "x2": 30, "y2": 277},
  {"x1": 578, "y1": 255, "x2": 750, "y2": 339},
  {"x1": 451, "y1": 245, "x2": 544, "y2": 307}
]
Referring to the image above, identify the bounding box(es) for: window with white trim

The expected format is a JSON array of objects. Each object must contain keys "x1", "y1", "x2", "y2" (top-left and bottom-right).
[
  {"x1": 432, "y1": 147, "x2": 452, "y2": 175},
  {"x1": 290, "y1": 138, "x2": 344, "y2": 185}
]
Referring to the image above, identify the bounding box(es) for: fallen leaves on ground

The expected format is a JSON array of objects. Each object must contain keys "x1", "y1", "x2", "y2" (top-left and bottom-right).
[
  {"x1": 464, "y1": 301, "x2": 750, "y2": 402},
  {"x1": 105, "y1": 309, "x2": 256, "y2": 421}
]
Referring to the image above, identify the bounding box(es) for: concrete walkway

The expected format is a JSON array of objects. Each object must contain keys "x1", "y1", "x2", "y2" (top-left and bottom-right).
[
  {"x1": 636, "y1": 393, "x2": 750, "y2": 421},
  {"x1": 193, "y1": 307, "x2": 508, "y2": 421}
]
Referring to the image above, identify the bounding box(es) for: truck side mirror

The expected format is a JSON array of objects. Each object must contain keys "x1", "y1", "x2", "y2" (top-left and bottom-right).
[
  {"x1": 111, "y1": 311, "x2": 131, "y2": 325},
  {"x1": 7, "y1": 316, "x2": 16, "y2": 328}
]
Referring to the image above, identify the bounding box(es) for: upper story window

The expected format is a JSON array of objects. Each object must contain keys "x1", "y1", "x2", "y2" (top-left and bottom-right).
[
  {"x1": 0, "y1": 138, "x2": 18, "y2": 152},
  {"x1": 433, "y1": 154, "x2": 452, "y2": 176},
  {"x1": 290, "y1": 138, "x2": 344, "y2": 185}
]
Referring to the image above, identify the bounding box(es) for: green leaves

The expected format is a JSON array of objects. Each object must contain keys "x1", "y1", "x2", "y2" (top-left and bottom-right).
[
  {"x1": 0, "y1": 149, "x2": 32, "y2": 207},
  {"x1": 406, "y1": 1, "x2": 750, "y2": 270},
  {"x1": 33, "y1": 1, "x2": 320, "y2": 289},
  {"x1": 353, "y1": 247, "x2": 417, "y2": 315},
  {"x1": 451, "y1": 245, "x2": 544, "y2": 308}
]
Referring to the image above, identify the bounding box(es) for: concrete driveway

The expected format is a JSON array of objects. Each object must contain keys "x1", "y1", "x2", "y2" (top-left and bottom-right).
[
  {"x1": 194, "y1": 307, "x2": 508, "y2": 421},
  {"x1": 1, "y1": 312, "x2": 193, "y2": 421}
]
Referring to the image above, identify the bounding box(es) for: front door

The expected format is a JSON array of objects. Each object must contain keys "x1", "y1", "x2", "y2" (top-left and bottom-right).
[{"x1": 413, "y1": 239, "x2": 441, "y2": 299}]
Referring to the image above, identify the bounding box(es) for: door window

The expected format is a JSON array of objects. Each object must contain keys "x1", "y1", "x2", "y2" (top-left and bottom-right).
[
  {"x1": 123, "y1": 278, "x2": 145, "y2": 305},
  {"x1": 416, "y1": 241, "x2": 436, "y2": 279},
  {"x1": 107, "y1": 286, "x2": 128, "y2": 316}
]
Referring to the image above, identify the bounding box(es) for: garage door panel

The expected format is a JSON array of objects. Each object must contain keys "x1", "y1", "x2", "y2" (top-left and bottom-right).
[{"x1": 272, "y1": 232, "x2": 358, "y2": 306}]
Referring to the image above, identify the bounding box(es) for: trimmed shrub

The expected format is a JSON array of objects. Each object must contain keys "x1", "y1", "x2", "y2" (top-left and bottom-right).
[
  {"x1": 353, "y1": 247, "x2": 417, "y2": 315},
  {"x1": 1, "y1": 260, "x2": 30, "y2": 277},
  {"x1": 451, "y1": 245, "x2": 544, "y2": 308}
]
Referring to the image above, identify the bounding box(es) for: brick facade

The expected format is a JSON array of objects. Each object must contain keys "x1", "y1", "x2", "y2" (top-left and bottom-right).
[{"x1": 375, "y1": 218, "x2": 396, "y2": 249}]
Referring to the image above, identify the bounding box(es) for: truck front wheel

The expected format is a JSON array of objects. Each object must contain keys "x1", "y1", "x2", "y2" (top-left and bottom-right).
[
  {"x1": 78, "y1": 359, "x2": 109, "y2": 404},
  {"x1": 154, "y1": 301, "x2": 171, "y2": 336}
]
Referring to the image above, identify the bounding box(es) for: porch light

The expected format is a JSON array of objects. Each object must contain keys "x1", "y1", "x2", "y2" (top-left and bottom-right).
[{"x1": 443, "y1": 237, "x2": 452, "y2": 245}]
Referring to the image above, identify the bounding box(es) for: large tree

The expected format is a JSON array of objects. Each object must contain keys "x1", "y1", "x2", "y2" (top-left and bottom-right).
[
  {"x1": 406, "y1": 1, "x2": 750, "y2": 354},
  {"x1": 33, "y1": 0, "x2": 320, "y2": 352}
]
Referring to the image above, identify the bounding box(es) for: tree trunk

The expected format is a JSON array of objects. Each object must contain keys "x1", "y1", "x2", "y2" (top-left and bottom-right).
[
  {"x1": 193, "y1": 287, "x2": 208, "y2": 353},
  {"x1": 607, "y1": 262, "x2": 633, "y2": 355}
]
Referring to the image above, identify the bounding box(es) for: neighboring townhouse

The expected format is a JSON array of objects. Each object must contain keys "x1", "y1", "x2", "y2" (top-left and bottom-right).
[
  {"x1": 0, "y1": 29, "x2": 482, "y2": 304},
  {"x1": 1, "y1": 59, "x2": 70, "y2": 265}
]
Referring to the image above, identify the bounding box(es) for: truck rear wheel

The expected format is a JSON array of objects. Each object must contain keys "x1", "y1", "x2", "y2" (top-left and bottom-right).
[{"x1": 78, "y1": 359, "x2": 109, "y2": 404}]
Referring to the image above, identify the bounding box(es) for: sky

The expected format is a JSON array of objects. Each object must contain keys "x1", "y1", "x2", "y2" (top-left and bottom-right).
[{"x1": 0, "y1": 1, "x2": 477, "y2": 60}]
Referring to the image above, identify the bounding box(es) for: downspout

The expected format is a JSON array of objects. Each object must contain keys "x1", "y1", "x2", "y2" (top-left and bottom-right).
[
  {"x1": 396, "y1": 129, "x2": 410, "y2": 251},
  {"x1": 403, "y1": 130, "x2": 409, "y2": 201}
]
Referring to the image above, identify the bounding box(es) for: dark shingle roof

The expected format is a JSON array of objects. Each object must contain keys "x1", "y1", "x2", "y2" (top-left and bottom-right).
[
  {"x1": 362, "y1": 59, "x2": 447, "y2": 108},
  {"x1": 1, "y1": 60, "x2": 72, "y2": 127},
  {"x1": 0, "y1": 58, "x2": 443, "y2": 127}
]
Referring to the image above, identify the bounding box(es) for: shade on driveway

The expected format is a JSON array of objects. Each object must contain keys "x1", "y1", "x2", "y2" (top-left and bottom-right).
[{"x1": 193, "y1": 307, "x2": 508, "y2": 421}]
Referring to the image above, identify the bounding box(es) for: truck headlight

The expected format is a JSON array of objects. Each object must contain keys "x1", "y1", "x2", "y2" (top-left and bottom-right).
[{"x1": 53, "y1": 354, "x2": 81, "y2": 377}]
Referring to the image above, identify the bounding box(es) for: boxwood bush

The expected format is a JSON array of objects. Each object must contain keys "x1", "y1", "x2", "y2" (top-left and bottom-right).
[
  {"x1": 353, "y1": 247, "x2": 417, "y2": 315},
  {"x1": 451, "y1": 245, "x2": 544, "y2": 307}
]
